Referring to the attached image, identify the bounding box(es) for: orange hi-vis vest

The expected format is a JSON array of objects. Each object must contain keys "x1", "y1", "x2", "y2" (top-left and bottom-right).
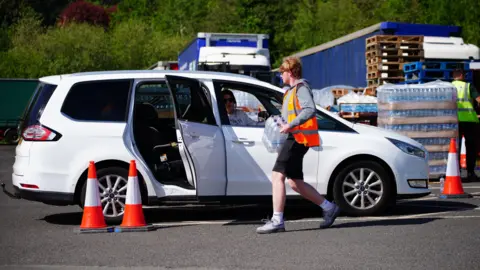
[{"x1": 283, "y1": 84, "x2": 320, "y2": 147}]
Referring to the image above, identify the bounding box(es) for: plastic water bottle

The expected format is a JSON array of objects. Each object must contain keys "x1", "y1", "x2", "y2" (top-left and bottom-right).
[{"x1": 439, "y1": 176, "x2": 445, "y2": 193}]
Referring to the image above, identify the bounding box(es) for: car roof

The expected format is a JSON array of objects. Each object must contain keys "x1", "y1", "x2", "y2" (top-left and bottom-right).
[{"x1": 39, "y1": 70, "x2": 284, "y2": 93}]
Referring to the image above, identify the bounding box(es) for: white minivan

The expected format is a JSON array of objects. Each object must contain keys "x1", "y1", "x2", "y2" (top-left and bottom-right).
[{"x1": 8, "y1": 70, "x2": 430, "y2": 222}]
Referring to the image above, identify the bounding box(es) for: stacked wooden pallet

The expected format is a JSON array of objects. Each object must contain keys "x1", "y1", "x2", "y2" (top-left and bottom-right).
[
  {"x1": 365, "y1": 35, "x2": 424, "y2": 87},
  {"x1": 331, "y1": 87, "x2": 376, "y2": 99}
]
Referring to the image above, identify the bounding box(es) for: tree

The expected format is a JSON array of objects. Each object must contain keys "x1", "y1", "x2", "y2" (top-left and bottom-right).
[{"x1": 58, "y1": 0, "x2": 111, "y2": 28}]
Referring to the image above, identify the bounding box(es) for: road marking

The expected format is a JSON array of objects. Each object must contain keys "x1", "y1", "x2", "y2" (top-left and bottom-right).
[
  {"x1": 429, "y1": 186, "x2": 480, "y2": 189},
  {"x1": 397, "y1": 203, "x2": 478, "y2": 210},
  {"x1": 405, "y1": 196, "x2": 438, "y2": 201},
  {"x1": 150, "y1": 211, "x2": 480, "y2": 227}
]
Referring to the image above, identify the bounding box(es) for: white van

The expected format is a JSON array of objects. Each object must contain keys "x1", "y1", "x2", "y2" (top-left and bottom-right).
[{"x1": 423, "y1": 36, "x2": 479, "y2": 60}]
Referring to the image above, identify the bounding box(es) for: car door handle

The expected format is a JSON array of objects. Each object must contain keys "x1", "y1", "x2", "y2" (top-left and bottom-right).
[{"x1": 233, "y1": 138, "x2": 255, "y2": 146}]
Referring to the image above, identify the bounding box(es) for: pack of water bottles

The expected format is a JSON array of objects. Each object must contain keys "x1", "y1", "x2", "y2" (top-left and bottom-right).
[
  {"x1": 262, "y1": 115, "x2": 288, "y2": 153},
  {"x1": 376, "y1": 81, "x2": 458, "y2": 177},
  {"x1": 337, "y1": 92, "x2": 378, "y2": 113}
]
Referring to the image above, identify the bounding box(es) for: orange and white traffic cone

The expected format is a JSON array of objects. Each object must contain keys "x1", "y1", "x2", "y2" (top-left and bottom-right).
[
  {"x1": 77, "y1": 161, "x2": 113, "y2": 233},
  {"x1": 440, "y1": 138, "x2": 472, "y2": 199},
  {"x1": 115, "y1": 160, "x2": 155, "y2": 232},
  {"x1": 460, "y1": 136, "x2": 467, "y2": 169}
]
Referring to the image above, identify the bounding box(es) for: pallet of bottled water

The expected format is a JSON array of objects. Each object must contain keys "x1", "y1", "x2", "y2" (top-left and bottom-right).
[
  {"x1": 337, "y1": 92, "x2": 378, "y2": 113},
  {"x1": 376, "y1": 81, "x2": 458, "y2": 177},
  {"x1": 262, "y1": 115, "x2": 288, "y2": 153}
]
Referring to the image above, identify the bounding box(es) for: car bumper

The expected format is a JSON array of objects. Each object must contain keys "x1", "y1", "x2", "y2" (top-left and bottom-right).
[
  {"x1": 397, "y1": 192, "x2": 431, "y2": 200},
  {"x1": 12, "y1": 174, "x2": 74, "y2": 206},
  {"x1": 391, "y1": 152, "x2": 431, "y2": 197}
]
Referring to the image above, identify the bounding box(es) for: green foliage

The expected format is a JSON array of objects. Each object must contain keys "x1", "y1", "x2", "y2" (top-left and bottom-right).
[{"x1": 0, "y1": 0, "x2": 479, "y2": 78}]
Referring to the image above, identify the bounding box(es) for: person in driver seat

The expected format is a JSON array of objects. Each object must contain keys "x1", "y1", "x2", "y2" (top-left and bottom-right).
[{"x1": 223, "y1": 89, "x2": 264, "y2": 127}]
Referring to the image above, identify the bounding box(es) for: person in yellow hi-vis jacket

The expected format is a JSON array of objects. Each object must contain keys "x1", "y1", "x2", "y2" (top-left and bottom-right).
[
  {"x1": 256, "y1": 57, "x2": 341, "y2": 234},
  {"x1": 452, "y1": 69, "x2": 480, "y2": 182}
]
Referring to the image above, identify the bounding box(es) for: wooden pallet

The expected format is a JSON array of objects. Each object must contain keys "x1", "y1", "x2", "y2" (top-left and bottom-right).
[
  {"x1": 366, "y1": 43, "x2": 423, "y2": 51},
  {"x1": 367, "y1": 77, "x2": 404, "y2": 86},
  {"x1": 366, "y1": 35, "x2": 424, "y2": 46},
  {"x1": 365, "y1": 49, "x2": 424, "y2": 59},
  {"x1": 331, "y1": 88, "x2": 350, "y2": 98},
  {"x1": 366, "y1": 57, "x2": 424, "y2": 66},
  {"x1": 367, "y1": 63, "x2": 404, "y2": 72},
  {"x1": 367, "y1": 69, "x2": 404, "y2": 80},
  {"x1": 353, "y1": 86, "x2": 377, "y2": 96}
]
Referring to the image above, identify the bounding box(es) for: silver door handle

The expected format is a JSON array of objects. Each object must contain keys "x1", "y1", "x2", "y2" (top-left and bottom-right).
[{"x1": 233, "y1": 139, "x2": 255, "y2": 146}]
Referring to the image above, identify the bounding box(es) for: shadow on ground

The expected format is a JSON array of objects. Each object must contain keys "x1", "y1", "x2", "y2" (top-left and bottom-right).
[{"x1": 40, "y1": 199, "x2": 478, "y2": 227}]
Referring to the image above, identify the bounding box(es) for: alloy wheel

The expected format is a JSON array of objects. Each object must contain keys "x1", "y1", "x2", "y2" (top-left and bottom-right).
[
  {"x1": 98, "y1": 174, "x2": 128, "y2": 218},
  {"x1": 342, "y1": 168, "x2": 384, "y2": 210}
]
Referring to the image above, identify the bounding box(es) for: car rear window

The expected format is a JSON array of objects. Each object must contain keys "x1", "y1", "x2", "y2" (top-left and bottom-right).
[
  {"x1": 61, "y1": 80, "x2": 132, "y2": 122},
  {"x1": 19, "y1": 82, "x2": 57, "y2": 131}
]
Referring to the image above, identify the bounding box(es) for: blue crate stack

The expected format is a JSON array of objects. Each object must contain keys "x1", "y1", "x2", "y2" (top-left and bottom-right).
[{"x1": 403, "y1": 61, "x2": 473, "y2": 84}]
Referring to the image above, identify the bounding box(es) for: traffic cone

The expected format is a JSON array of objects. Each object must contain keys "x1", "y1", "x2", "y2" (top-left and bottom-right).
[
  {"x1": 439, "y1": 138, "x2": 472, "y2": 199},
  {"x1": 114, "y1": 160, "x2": 155, "y2": 232},
  {"x1": 460, "y1": 136, "x2": 466, "y2": 169},
  {"x1": 77, "y1": 161, "x2": 113, "y2": 233}
]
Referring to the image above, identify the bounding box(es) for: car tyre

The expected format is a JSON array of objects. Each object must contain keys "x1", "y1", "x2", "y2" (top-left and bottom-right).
[
  {"x1": 4, "y1": 129, "x2": 19, "y2": 144},
  {"x1": 80, "y1": 166, "x2": 132, "y2": 224},
  {"x1": 333, "y1": 160, "x2": 393, "y2": 217}
]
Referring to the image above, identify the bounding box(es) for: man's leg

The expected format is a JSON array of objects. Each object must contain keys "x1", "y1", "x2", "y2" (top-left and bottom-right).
[
  {"x1": 287, "y1": 178, "x2": 324, "y2": 205},
  {"x1": 287, "y1": 179, "x2": 340, "y2": 229},
  {"x1": 256, "y1": 139, "x2": 293, "y2": 234},
  {"x1": 284, "y1": 142, "x2": 340, "y2": 229},
  {"x1": 272, "y1": 171, "x2": 287, "y2": 213}
]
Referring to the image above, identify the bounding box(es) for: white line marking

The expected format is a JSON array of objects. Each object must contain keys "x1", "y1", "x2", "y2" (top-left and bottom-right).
[
  {"x1": 405, "y1": 196, "x2": 438, "y2": 201},
  {"x1": 151, "y1": 211, "x2": 480, "y2": 227},
  {"x1": 397, "y1": 203, "x2": 477, "y2": 210},
  {"x1": 429, "y1": 186, "x2": 480, "y2": 189}
]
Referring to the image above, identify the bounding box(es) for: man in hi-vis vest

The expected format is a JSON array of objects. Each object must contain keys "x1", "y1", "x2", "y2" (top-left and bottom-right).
[
  {"x1": 453, "y1": 69, "x2": 480, "y2": 182},
  {"x1": 256, "y1": 57, "x2": 341, "y2": 234}
]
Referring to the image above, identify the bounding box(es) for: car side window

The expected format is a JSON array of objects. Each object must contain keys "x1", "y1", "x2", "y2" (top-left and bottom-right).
[
  {"x1": 316, "y1": 109, "x2": 353, "y2": 132},
  {"x1": 212, "y1": 80, "x2": 282, "y2": 127},
  {"x1": 61, "y1": 80, "x2": 131, "y2": 122},
  {"x1": 135, "y1": 82, "x2": 176, "y2": 119},
  {"x1": 167, "y1": 79, "x2": 216, "y2": 126}
]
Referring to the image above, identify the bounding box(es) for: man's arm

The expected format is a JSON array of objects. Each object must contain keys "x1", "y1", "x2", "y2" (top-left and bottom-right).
[
  {"x1": 289, "y1": 85, "x2": 315, "y2": 128},
  {"x1": 238, "y1": 110, "x2": 261, "y2": 126},
  {"x1": 470, "y1": 84, "x2": 480, "y2": 104}
]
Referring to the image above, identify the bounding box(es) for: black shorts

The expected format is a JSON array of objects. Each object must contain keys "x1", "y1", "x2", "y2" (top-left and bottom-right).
[{"x1": 272, "y1": 135, "x2": 309, "y2": 180}]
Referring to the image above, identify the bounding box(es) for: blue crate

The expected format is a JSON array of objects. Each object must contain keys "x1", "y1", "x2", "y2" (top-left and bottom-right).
[
  {"x1": 403, "y1": 62, "x2": 423, "y2": 73},
  {"x1": 403, "y1": 61, "x2": 471, "y2": 73},
  {"x1": 401, "y1": 77, "x2": 473, "y2": 84},
  {"x1": 404, "y1": 70, "x2": 473, "y2": 81}
]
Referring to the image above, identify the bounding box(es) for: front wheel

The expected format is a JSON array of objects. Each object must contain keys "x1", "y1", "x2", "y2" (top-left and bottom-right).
[
  {"x1": 80, "y1": 167, "x2": 130, "y2": 224},
  {"x1": 333, "y1": 160, "x2": 393, "y2": 216}
]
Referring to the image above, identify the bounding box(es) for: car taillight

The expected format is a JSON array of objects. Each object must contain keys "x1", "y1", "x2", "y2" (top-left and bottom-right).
[{"x1": 22, "y1": 125, "x2": 60, "y2": 141}]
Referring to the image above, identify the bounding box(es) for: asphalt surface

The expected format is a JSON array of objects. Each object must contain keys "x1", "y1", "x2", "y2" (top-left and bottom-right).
[{"x1": 1, "y1": 145, "x2": 480, "y2": 270}]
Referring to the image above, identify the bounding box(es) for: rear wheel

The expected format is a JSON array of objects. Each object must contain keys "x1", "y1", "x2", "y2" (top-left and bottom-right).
[
  {"x1": 4, "y1": 129, "x2": 19, "y2": 144},
  {"x1": 333, "y1": 160, "x2": 393, "y2": 216},
  {"x1": 80, "y1": 167, "x2": 130, "y2": 224}
]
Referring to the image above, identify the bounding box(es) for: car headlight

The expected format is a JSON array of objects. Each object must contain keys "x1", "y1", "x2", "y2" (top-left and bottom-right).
[{"x1": 387, "y1": 138, "x2": 426, "y2": 159}]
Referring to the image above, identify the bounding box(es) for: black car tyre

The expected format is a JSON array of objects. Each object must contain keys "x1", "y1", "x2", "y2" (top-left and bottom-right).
[
  {"x1": 80, "y1": 167, "x2": 131, "y2": 224},
  {"x1": 333, "y1": 160, "x2": 393, "y2": 216}
]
